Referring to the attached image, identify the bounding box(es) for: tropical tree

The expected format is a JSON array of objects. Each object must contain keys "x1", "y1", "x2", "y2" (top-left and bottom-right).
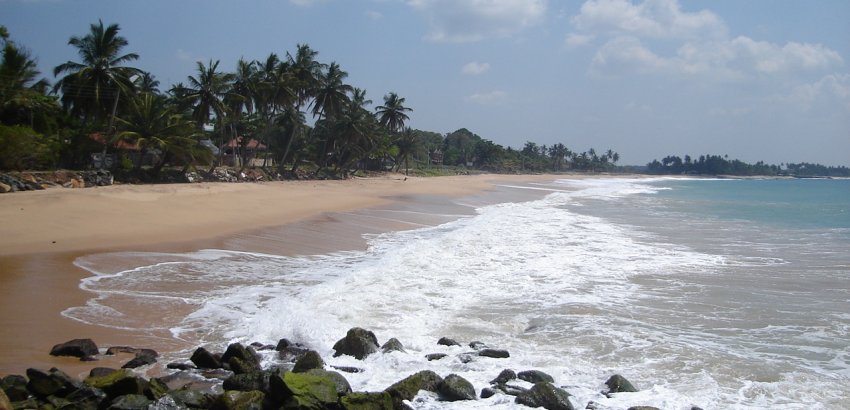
[
  {"x1": 0, "y1": 34, "x2": 57, "y2": 131},
  {"x1": 184, "y1": 59, "x2": 234, "y2": 129},
  {"x1": 394, "y1": 127, "x2": 419, "y2": 175},
  {"x1": 311, "y1": 62, "x2": 352, "y2": 121},
  {"x1": 375, "y1": 92, "x2": 412, "y2": 133},
  {"x1": 53, "y1": 20, "x2": 141, "y2": 125},
  {"x1": 286, "y1": 44, "x2": 323, "y2": 108}
]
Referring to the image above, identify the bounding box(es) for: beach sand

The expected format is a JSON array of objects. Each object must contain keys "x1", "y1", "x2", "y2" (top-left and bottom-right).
[{"x1": 0, "y1": 173, "x2": 563, "y2": 377}]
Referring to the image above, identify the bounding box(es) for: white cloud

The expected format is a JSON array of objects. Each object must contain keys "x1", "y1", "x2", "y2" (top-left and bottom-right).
[
  {"x1": 365, "y1": 10, "x2": 383, "y2": 20},
  {"x1": 408, "y1": 0, "x2": 546, "y2": 42},
  {"x1": 465, "y1": 90, "x2": 508, "y2": 105},
  {"x1": 462, "y1": 61, "x2": 491, "y2": 75},
  {"x1": 176, "y1": 49, "x2": 204, "y2": 63},
  {"x1": 565, "y1": 33, "x2": 594, "y2": 48},
  {"x1": 289, "y1": 0, "x2": 327, "y2": 6},
  {"x1": 782, "y1": 73, "x2": 850, "y2": 112},
  {"x1": 573, "y1": 0, "x2": 726, "y2": 40}
]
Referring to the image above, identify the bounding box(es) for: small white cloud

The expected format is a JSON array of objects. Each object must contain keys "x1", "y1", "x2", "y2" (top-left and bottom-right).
[
  {"x1": 465, "y1": 90, "x2": 508, "y2": 105},
  {"x1": 565, "y1": 33, "x2": 594, "y2": 48},
  {"x1": 625, "y1": 101, "x2": 653, "y2": 113},
  {"x1": 365, "y1": 10, "x2": 383, "y2": 20},
  {"x1": 781, "y1": 73, "x2": 850, "y2": 112},
  {"x1": 462, "y1": 61, "x2": 491, "y2": 75},
  {"x1": 176, "y1": 49, "x2": 204, "y2": 63},
  {"x1": 572, "y1": 0, "x2": 727, "y2": 40},
  {"x1": 409, "y1": 0, "x2": 546, "y2": 43},
  {"x1": 289, "y1": 0, "x2": 327, "y2": 6}
]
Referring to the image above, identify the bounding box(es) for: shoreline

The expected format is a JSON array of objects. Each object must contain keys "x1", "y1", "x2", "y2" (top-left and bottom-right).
[{"x1": 0, "y1": 173, "x2": 565, "y2": 377}]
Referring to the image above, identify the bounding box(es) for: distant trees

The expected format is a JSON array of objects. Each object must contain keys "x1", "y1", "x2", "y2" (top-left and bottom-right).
[{"x1": 645, "y1": 154, "x2": 850, "y2": 177}]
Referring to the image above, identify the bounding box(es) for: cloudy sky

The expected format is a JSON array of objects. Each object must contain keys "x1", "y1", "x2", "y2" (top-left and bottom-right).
[{"x1": 4, "y1": 0, "x2": 849, "y2": 166}]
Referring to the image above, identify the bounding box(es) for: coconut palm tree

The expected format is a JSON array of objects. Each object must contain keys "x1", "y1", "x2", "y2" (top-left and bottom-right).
[
  {"x1": 311, "y1": 62, "x2": 352, "y2": 121},
  {"x1": 395, "y1": 127, "x2": 419, "y2": 175},
  {"x1": 375, "y1": 92, "x2": 412, "y2": 133},
  {"x1": 0, "y1": 38, "x2": 56, "y2": 129},
  {"x1": 185, "y1": 59, "x2": 234, "y2": 129},
  {"x1": 286, "y1": 44, "x2": 323, "y2": 108},
  {"x1": 53, "y1": 20, "x2": 141, "y2": 124}
]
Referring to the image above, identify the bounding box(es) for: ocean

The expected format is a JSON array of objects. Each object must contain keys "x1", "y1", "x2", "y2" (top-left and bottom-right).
[{"x1": 68, "y1": 177, "x2": 850, "y2": 409}]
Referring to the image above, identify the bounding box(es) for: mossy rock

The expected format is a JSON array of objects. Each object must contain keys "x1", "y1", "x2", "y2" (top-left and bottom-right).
[
  {"x1": 169, "y1": 388, "x2": 214, "y2": 408},
  {"x1": 269, "y1": 371, "x2": 339, "y2": 410},
  {"x1": 292, "y1": 351, "x2": 325, "y2": 373},
  {"x1": 437, "y1": 374, "x2": 475, "y2": 401},
  {"x1": 380, "y1": 338, "x2": 405, "y2": 354},
  {"x1": 64, "y1": 385, "x2": 106, "y2": 410},
  {"x1": 517, "y1": 370, "x2": 555, "y2": 384},
  {"x1": 212, "y1": 390, "x2": 265, "y2": 410},
  {"x1": 305, "y1": 369, "x2": 351, "y2": 396},
  {"x1": 144, "y1": 377, "x2": 169, "y2": 400},
  {"x1": 340, "y1": 392, "x2": 394, "y2": 410},
  {"x1": 25, "y1": 368, "x2": 80, "y2": 398},
  {"x1": 1, "y1": 374, "x2": 29, "y2": 401},
  {"x1": 84, "y1": 369, "x2": 148, "y2": 399},
  {"x1": 0, "y1": 389, "x2": 13, "y2": 410},
  {"x1": 605, "y1": 374, "x2": 638, "y2": 394},
  {"x1": 223, "y1": 372, "x2": 269, "y2": 392},
  {"x1": 515, "y1": 382, "x2": 574, "y2": 410},
  {"x1": 107, "y1": 394, "x2": 151, "y2": 410},
  {"x1": 384, "y1": 370, "x2": 442, "y2": 408}
]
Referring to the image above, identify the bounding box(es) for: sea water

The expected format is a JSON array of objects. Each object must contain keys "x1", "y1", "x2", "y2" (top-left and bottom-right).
[{"x1": 67, "y1": 177, "x2": 850, "y2": 409}]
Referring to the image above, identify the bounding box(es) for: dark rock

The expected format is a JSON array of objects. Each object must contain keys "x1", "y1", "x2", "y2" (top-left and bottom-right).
[
  {"x1": 89, "y1": 367, "x2": 118, "y2": 378},
  {"x1": 64, "y1": 385, "x2": 107, "y2": 409},
  {"x1": 381, "y1": 338, "x2": 405, "y2": 353},
  {"x1": 190, "y1": 347, "x2": 222, "y2": 369},
  {"x1": 200, "y1": 368, "x2": 234, "y2": 380},
  {"x1": 80, "y1": 355, "x2": 99, "y2": 362},
  {"x1": 49, "y1": 338, "x2": 99, "y2": 358},
  {"x1": 478, "y1": 349, "x2": 510, "y2": 358},
  {"x1": 305, "y1": 369, "x2": 352, "y2": 396},
  {"x1": 384, "y1": 370, "x2": 443, "y2": 408},
  {"x1": 1, "y1": 374, "x2": 29, "y2": 401},
  {"x1": 145, "y1": 377, "x2": 169, "y2": 400},
  {"x1": 605, "y1": 374, "x2": 638, "y2": 394},
  {"x1": 332, "y1": 327, "x2": 380, "y2": 360},
  {"x1": 469, "y1": 341, "x2": 488, "y2": 350},
  {"x1": 221, "y1": 343, "x2": 260, "y2": 367},
  {"x1": 332, "y1": 366, "x2": 363, "y2": 374},
  {"x1": 213, "y1": 390, "x2": 265, "y2": 410},
  {"x1": 340, "y1": 391, "x2": 394, "y2": 410},
  {"x1": 105, "y1": 346, "x2": 137, "y2": 355},
  {"x1": 223, "y1": 371, "x2": 269, "y2": 392},
  {"x1": 275, "y1": 338, "x2": 296, "y2": 351},
  {"x1": 268, "y1": 371, "x2": 340, "y2": 409},
  {"x1": 166, "y1": 362, "x2": 195, "y2": 371},
  {"x1": 9, "y1": 397, "x2": 39, "y2": 410},
  {"x1": 518, "y1": 370, "x2": 555, "y2": 384},
  {"x1": 437, "y1": 337, "x2": 460, "y2": 347},
  {"x1": 437, "y1": 374, "x2": 476, "y2": 401},
  {"x1": 277, "y1": 339, "x2": 311, "y2": 362},
  {"x1": 627, "y1": 407, "x2": 661, "y2": 410},
  {"x1": 490, "y1": 369, "x2": 517, "y2": 385},
  {"x1": 149, "y1": 395, "x2": 182, "y2": 409},
  {"x1": 84, "y1": 369, "x2": 149, "y2": 399},
  {"x1": 691, "y1": 407, "x2": 705, "y2": 410},
  {"x1": 292, "y1": 350, "x2": 325, "y2": 373},
  {"x1": 0, "y1": 389, "x2": 12, "y2": 410},
  {"x1": 496, "y1": 384, "x2": 528, "y2": 397},
  {"x1": 480, "y1": 387, "x2": 497, "y2": 399},
  {"x1": 122, "y1": 351, "x2": 157, "y2": 369},
  {"x1": 228, "y1": 357, "x2": 261, "y2": 375},
  {"x1": 25, "y1": 368, "x2": 80, "y2": 397},
  {"x1": 515, "y1": 382, "x2": 574, "y2": 410},
  {"x1": 108, "y1": 394, "x2": 151, "y2": 410},
  {"x1": 425, "y1": 353, "x2": 447, "y2": 361},
  {"x1": 169, "y1": 389, "x2": 213, "y2": 408}
]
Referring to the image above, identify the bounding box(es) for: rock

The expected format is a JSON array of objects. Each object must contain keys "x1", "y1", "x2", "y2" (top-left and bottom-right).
[
  {"x1": 8, "y1": 398, "x2": 39, "y2": 409},
  {"x1": 496, "y1": 384, "x2": 528, "y2": 397},
  {"x1": 332, "y1": 366, "x2": 363, "y2": 374},
  {"x1": 71, "y1": 178, "x2": 84, "y2": 188},
  {"x1": 458, "y1": 353, "x2": 475, "y2": 363},
  {"x1": 384, "y1": 370, "x2": 443, "y2": 408},
  {"x1": 490, "y1": 369, "x2": 517, "y2": 385},
  {"x1": 1, "y1": 374, "x2": 29, "y2": 401},
  {"x1": 515, "y1": 382, "x2": 575, "y2": 410},
  {"x1": 627, "y1": 407, "x2": 661, "y2": 410},
  {"x1": 332, "y1": 327, "x2": 380, "y2": 360},
  {"x1": 0, "y1": 182, "x2": 10, "y2": 193},
  {"x1": 275, "y1": 338, "x2": 296, "y2": 351},
  {"x1": 145, "y1": 378, "x2": 170, "y2": 400},
  {"x1": 149, "y1": 395, "x2": 182, "y2": 410},
  {"x1": 122, "y1": 351, "x2": 157, "y2": 369},
  {"x1": 277, "y1": 339, "x2": 311, "y2": 362},
  {"x1": 84, "y1": 369, "x2": 149, "y2": 399},
  {"x1": 437, "y1": 337, "x2": 460, "y2": 347},
  {"x1": 480, "y1": 387, "x2": 497, "y2": 399},
  {"x1": 381, "y1": 338, "x2": 405, "y2": 353},
  {"x1": 268, "y1": 371, "x2": 340, "y2": 409},
  {"x1": 64, "y1": 385, "x2": 107, "y2": 410},
  {"x1": 105, "y1": 346, "x2": 136, "y2": 355},
  {"x1": 469, "y1": 341, "x2": 487, "y2": 350},
  {"x1": 25, "y1": 368, "x2": 80, "y2": 397},
  {"x1": 305, "y1": 369, "x2": 352, "y2": 396},
  {"x1": 223, "y1": 372, "x2": 269, "y2": 392},
  {"x1": 518, "y1": 370, "x2": 555, "y2": 384},
  {"x1": 108, "y1": 394, "x2": 151, "y2": 410},
  {"x1": 169, "y1": 389, "x2": 213, "y2": 408},
  {"x1": 190, "y1": 347, "x2": 222, "y2": 369},
  {"x1": 292, "y1": 350, "x2": 325, "y2": 373},
  {"x1": 49, "y1": 338, "x2": 99, "y2": 358},
  {"x1": 437, "y1": 374, "x2": 476, "y2": 401},
  {"x1": 425, "y1": 353, "x2": 447, "y2": 361},
  {"x1": 213, "y1": 390, "x2": 265, "y2": 410},
  {"x1": 604, "y1": 374, "x2": 638, "y2": 394},
  {"x1": 229, "y1": 357, "x2": 261, "y2": 375},
  {"x1": 478, "y1": 349, "x2": 510, "y2": 358},
  {"x1": 221, "y1": 343, "x2": 260, "y2": 366},
  {"x1": 340, "y1": 391, "x2": 394, "y2": 410},
  {"x1": 89, "y1": 368, "x2": 118, "y2": 378},
  {"x1": 165, "y1": 362, "x2": 195, "y2": 371},
  {"x1": 0, "y1": 389, "x2": 12, "y2": 410}
]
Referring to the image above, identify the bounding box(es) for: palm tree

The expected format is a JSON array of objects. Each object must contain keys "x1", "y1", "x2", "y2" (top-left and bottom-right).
[
  {"x1": 286, "y1": 44, "x2": 323, "y2": 108},
  {"x1": 185, "y1": 59, "x2": 234, "y2": 129},
  {"x1": 0, "y1": 38, "x2": 56, "y2": 129},
  {"x1": 53, "y1": 20, "x2": 141, "y2": 124},
  {"x1": 395, "y1": 127, "x2": 419, "y2": 175},
  {"x1": 311, "y1": 62, "x2": 352, "y2": 121},
  {"x1": 375, "y1": 92, "x2": 412, "y2": 133},
  {"x1": 135, "y1": 72, "x2": 159, "y2": 94}
]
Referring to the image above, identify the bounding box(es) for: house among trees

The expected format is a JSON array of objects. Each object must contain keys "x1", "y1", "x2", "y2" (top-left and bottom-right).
[{"x1": 220, "y1": 136, "x2": 268, "y2": 167}]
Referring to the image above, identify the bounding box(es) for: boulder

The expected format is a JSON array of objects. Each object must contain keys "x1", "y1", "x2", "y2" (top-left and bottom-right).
[
  {"x1": 469, "y1": 341, "x2": 488, "y2": 350},
  {"x1": 604, "y1": 374, "x2": 637, "y2": 394},
  {"x1": 84, "y1": 369, "x2": 149, "y2": 399},
  {"x1": 168, "y1": 389, "x2": 214, "y2": 408},
  {"x1": 437, "y1": 337, "x2": 460, "y2": 347},
  {"x1": 478, "y1": 349, "x2": 510, "y2": 358},
  {"x1": 108, "y1": 394, "x2": 151, "y2": 410},
  {"x1": 381, "y1": 338, "x2": 405, "y2": 353},
  {"x1": 425, "y1": 353, "x2": 447, "y2": 361},
  {"x1": 339, "y1": 391, "x2": 394, "y2": 410},
  {"x1": 332, "y1": 327, "x2": 380, "y2": 360},
  {"x1": 0, "y1": 389, "x2": 12, "y2": 410},
  {"x1": 1, "y1": 374, "x2": 29, "y2": 401},
  {"x1": 480, "y1": 387, "x2": 497, "y2": 399},
  {"x1": 384, "y1": 370, "x2": 442, "y2": 408},
  {"x1": 627, "y1": 407, "x2": 661, "y2": 410},
  {"x1": 515, "y1": 382, "x2": 574, "y2": 410},
  {"x1": 166, "y1": 362, "x2": 195, "y2": 371},
  {"x1": 223, "y1": 371, "x2": 269, "y2": 392},
  {"x1": 268, "y1": 371, "x2": 340, "y2": 409},
  {"x1": 89, "y1": 368, "x2": 118, "y2": 378},
  {"x1": 518, "y1": 370, "x2": 555, "y2": 384},
  {"x1": 213, "y1": 390, "x2": 265, "y2": 410},
  {"x1": 229, "y1": 357, "x2": 261, "y2": 375},
  {"x1": 145, "y1": 378, "x2": 170, "y2": 400},
  {"x1": 331, "y1": 366, "x2": 363, "y2": 374},
  {"x1": 121, "y1": 351, "x2": 157, "y2": 369},
  {"x1": 490, "y1": 369, "x2": 517, "y2": 385},
  {"x1": 221, "y1": 343, "x2": 260, "y2": 366},
  {"x1": 25, "y1": 368, "x2": 80, "y2": 398},
  {"x1": 190, "y1": 347, "x2": 222, "y2": 369},
  {"x1": 496, "y1": 384, "x2": 528, "y2": 397},
  {"x1": 49, "y1": 338, "x2": 99, "y2": 358},
  {"x1": 292, "y1": 350, "x2": 325, "y2": 373},
  {"x1": 0, "y1": 182, "x2": 10, "y2": 193},
  {"x1": 437, "y1": 374, "x2": 476, "y2": 401},
  {"x1": 305, "y1": 369, "x2": 352, "y2": 396}
]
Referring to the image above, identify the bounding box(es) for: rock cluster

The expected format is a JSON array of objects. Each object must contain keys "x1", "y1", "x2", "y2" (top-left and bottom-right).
[
  {"x1": 0, "y1": 170, "x2": 112, "y2": 193},
  {"x1": 0, "y1": 331, "x2": 704, "y2": 410}
]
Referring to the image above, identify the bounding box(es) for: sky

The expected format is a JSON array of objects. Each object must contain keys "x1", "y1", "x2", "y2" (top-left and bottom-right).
[{"x1": 3, "y1": 0, "x2": 849, "y2": 166}]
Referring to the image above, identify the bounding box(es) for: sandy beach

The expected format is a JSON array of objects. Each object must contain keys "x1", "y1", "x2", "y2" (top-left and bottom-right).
[{"x1": 0, "y1": 173, "x2": 561, "y2": 377}]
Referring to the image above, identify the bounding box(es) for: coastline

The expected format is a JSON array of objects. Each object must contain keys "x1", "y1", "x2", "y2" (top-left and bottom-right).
[{"x1": 0, "y1": 173, "x2": 564, "y2": 377}]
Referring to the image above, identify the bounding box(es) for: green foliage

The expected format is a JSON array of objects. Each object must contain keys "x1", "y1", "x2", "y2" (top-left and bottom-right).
[{"x1": 0, "y1": 124, "x2": 61, "y2": 170}]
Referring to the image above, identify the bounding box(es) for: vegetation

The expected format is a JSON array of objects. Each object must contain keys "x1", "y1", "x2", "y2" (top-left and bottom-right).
[{"x1": 646, "y1": 154, "x2": 850, "y2": 177}]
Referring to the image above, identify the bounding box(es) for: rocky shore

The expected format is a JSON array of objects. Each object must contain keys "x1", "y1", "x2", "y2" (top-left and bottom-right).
[{"x1": 0, "y1": 328, "x2": 705, "y2": 410}]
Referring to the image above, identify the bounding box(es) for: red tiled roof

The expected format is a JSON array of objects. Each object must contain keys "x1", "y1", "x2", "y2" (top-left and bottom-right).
[
  {"x1": 89, "y1": 133, "x2": 141, "y2": 151},
  {"x1": 223, "y1": 137, "x2": 267, "y2": 150}
]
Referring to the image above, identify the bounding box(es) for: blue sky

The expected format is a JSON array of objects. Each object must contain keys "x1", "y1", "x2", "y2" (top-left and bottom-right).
[{"x1": 3, "y1": 0, "x2": 849, "y2": 166}]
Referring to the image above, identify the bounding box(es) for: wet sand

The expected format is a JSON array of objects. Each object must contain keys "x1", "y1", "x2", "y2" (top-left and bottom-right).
[{"x1": 0, "y1": 173, "x2": 565, "y2": 377}]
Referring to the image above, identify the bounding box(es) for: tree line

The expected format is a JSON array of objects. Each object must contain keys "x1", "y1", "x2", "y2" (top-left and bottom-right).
[
  {"x1": 0, "y1": 21, "x2": 622, "y2": 179},
  {"x1": 646, "y1": 154, "x2": 850, "y2": 177}
]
